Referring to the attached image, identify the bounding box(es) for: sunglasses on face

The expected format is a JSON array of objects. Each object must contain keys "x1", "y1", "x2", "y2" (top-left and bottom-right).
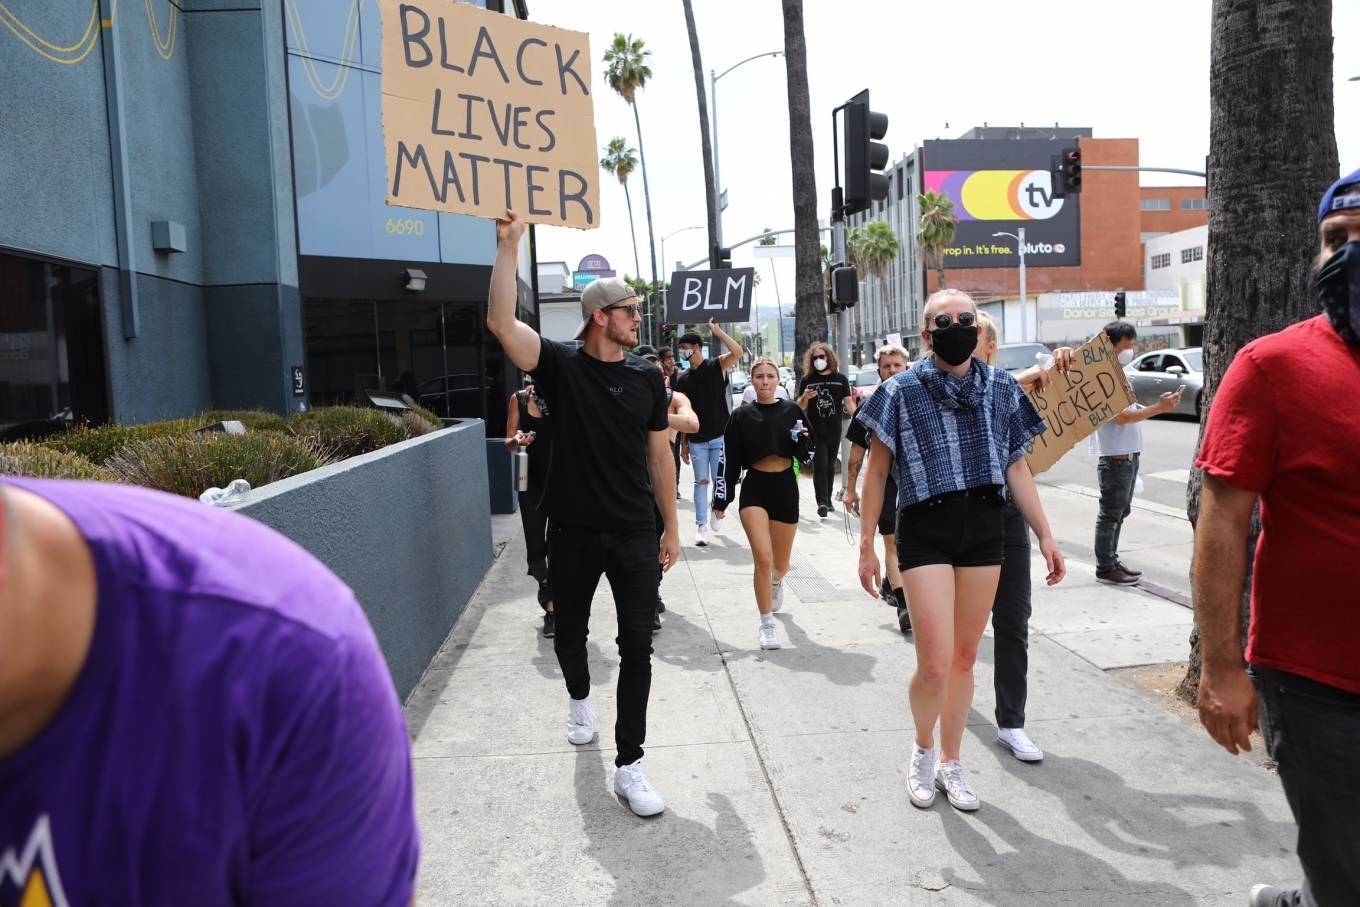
[
  {"x1": 605, "y1": 303, "x2": 642, "y2": 318},
  {"x1": 931, "y1": 311, "x2": 976, "y2": 330}
]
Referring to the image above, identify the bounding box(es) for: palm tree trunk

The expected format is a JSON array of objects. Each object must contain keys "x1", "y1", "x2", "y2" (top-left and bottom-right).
[
  {"x1": 1177, "y1": 0, "x2": 1337, "y2": 704},
  {"x1": 631, "y1": 103, "x2": 660, "y2": 346},
  {"x1": 780, "y1": 0, "x2": 823, "y2": 364},
  {"x1": 623, "y1": 182, "x2": 642, "y2": 279},
  {"x1": 681, "y1": 0, "x2": 719, "y2": 271}
]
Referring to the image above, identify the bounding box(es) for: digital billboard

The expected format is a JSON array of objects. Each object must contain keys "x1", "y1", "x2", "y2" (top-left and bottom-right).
[{"x1": 922, "y1": 139, "x2": 1081, "y2": 269}]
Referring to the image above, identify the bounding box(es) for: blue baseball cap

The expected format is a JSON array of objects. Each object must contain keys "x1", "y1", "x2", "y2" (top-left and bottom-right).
[{"x1": 1318, "y1": 166, "x2": 1360, "y2": 223}]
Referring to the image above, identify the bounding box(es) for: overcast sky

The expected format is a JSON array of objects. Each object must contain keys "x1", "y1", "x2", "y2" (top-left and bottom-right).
[{"x1": 528, "y1": 0, "x2": 1360, "y2": 298}]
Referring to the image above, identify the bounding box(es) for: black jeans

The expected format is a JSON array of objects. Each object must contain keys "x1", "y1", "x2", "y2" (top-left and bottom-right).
[
  {"x1": 548, "y1": 523, "x2": 658, "y2": 767},
  {"x1": 992, "y1": 500, "x2": 1032, "y2": 728},
  {"x1": 1095, "y1": 453, "x2": 1139, "y2": 571},
  {"x1": 812, "y1": 423, "x2": 842, "y2": 509},
  {"x1": 671, "y1": 437, "x2": 681, "y2": 493},
  {"x1": 519, "y1": 485, "x2": 549, "y2": 601},
  {"x1": 1251, "y1": 665, "x2": 1360, "y2": 907}
]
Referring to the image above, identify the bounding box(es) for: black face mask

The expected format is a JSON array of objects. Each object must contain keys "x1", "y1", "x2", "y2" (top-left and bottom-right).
[
  {"x1": 929, "y1": 324, "x2": 979, "y2": 366},
  {"x1": 1316, "y1": 240, "x2": 1360, "y2": 345}
]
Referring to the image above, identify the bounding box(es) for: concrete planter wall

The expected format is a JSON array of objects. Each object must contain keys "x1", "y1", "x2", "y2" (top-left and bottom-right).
[{"x1": 237, "y1": 419, "x2": 490, "y2": 701}]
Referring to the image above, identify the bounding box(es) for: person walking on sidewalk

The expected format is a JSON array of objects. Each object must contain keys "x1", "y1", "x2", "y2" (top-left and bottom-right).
[
  {"x1": 712, "y1": 357, "x2": 814, "y2": 651},
  {"x1": 486, "y1": 211, "x2": 679, "y2": 819},
  {"x1": 0, "y1": 479, "x2": 419, "y2": 904},
  {"x1": 843, "y1": 344, "x2": 913, "y2": 634},
  {"x1": 636, "y1": 344, "x2": 699, "y2": 632},
  {"x1": 676, "y1": 322, "x2": 745, "y2": 546},
  {"x1": 1090, "y1": 321, "x2": 1183, "y2": 586},
  {"x1": 796, "y1": 342, "x2": 856, "y2": 518},
  {"x1": 855, "y1": 289, "x2": 1066, "y2": 813},
  {"x1": 1194, "y1": 167, "x2": 1360, "y2": 907},
  {"x1": 505, "y1": 378, "x2": 555, "y2": 637}
]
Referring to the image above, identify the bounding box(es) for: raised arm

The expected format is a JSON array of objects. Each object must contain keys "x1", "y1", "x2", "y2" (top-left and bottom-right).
[
  {"x1": 486, "y1": 210, "x2": 541, "y2": 373},
  {"x1": 709, "y1": 318, "x2": 745, "y2": 372}
]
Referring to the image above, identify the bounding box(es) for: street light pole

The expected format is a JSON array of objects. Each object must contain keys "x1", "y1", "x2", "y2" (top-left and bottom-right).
[
  {"x1": 993, "y1": 227, "x2": 1027, "y2": 341},
  {"x1": 710, "y1": 51, "x2": 782, "y2": 255}
]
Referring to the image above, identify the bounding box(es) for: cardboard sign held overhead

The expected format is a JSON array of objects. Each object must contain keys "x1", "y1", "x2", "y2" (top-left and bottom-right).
[
  {"x1": 1023, "y1": 332, "x2": 1136, "y2": 475},
  {"x1": 379, "y1": 0, "x2": 599, "y2": 229},
  {"x1": 664, "y1": 268, "x2": 755, "y2": 324}
]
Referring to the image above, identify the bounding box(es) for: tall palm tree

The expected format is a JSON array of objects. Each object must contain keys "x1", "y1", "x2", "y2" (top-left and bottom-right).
[
  {"x1": 780, "y1": 0, "x2": 822, "y2": 366},
  {"x1": 1178, "y1": 0, "x2": 1337, "y2": 703},
  {"x1": 681, "y1": 0, "x2": 719, "y2": 274},
  {"x1": 916, "y1": 190, "x2": 957, "y2": 292},
  {"x1": 848, "y1": 220, "x2": 901, "y2": 358},
  {"x1": 604, "y1": 34, "x2": 659, "y2": 343},
  {"x1": 599, "y1": 137, "x2": 642, "y2": 279}
]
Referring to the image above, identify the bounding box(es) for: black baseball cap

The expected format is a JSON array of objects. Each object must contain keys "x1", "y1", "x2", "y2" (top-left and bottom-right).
[
  {"x1": 678, "y1": 332, "x2": 703, "y2": 346},
  {"x1": 633, "y1": 344, "x2": 660, "y2": 360}
]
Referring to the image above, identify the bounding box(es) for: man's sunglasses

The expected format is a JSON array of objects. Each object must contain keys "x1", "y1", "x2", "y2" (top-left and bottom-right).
[
  {"x1": 605, "y1": 303, "x2": 642, "y2": 318},
  {"x1": 931, "y1": 311, "x2": 976, "y2": 330}
]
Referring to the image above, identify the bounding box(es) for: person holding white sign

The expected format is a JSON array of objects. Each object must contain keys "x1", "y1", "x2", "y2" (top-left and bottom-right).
[{"x1": 855, "y1": 289, "x2": 1066, "y2": 813}]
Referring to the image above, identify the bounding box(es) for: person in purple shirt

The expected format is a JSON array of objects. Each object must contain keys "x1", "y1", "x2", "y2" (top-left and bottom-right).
[{"x1": 0, "y1": 478, "x2": 418, "y2": 906}]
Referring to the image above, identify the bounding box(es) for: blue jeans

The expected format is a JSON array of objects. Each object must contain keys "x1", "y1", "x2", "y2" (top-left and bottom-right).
[
  {"x1": 1094, "y1": 453, "x2": 1139, "y2": 572},
  {"x1": 688, "y1": 437, "x2": 724, "y2": 526}
]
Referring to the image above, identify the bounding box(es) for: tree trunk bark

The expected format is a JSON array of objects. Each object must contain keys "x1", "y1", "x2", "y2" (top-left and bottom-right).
[
  {"x1": 681, "y1": 0, "x2": 719, "y2": 275},
  {"x1": 1177, "y1": 0, "x2": 1337, "y2": 704},
  {"x1": 781, "y1": 0, "x2": 824, "y2": 365},
  {"x1": 631, "y1": 103, "x2": 660, "y2": 346},
  {"x1": 624, "y1": 182, "x2": 641, "y2": 279}
]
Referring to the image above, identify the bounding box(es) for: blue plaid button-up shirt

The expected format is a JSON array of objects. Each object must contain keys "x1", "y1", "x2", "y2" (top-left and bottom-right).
[{"x1": 856, "y1": 356, "x2": 1046, "y2": 510}]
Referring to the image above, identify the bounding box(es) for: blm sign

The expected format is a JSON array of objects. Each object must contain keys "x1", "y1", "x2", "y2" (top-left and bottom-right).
[
  {"x1": 1023, "y1": 332, "x2": 1135, "y2": 475},
  {"x1": 380, "y1": 0, "x2": 599, "y2": 229},
  {"x1": 664, "y1": 269, "x2": 755, "y2": 324}
]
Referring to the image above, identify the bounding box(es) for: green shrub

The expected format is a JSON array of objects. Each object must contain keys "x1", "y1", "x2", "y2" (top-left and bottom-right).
[
  {"x1": 105, "y1": 432, "x2": 330, "y2": 498},
  {"x1": 42, "y1": 419, "x2": 198, "y2": 465},
  {"x1": 394, "y1": 410, "x2": 437, "y2": 439},
  {"x1": 0, "y1": 443, "x2": 112, "y2": 481},
  {"x1": 287, "y1": 406, "x2": 406, "y2": 459},
  {"x1": 197, "y1": 409, "x2": 288, "y2": 433},
  {"x1": 407, "y1": 403, "x2": 443, "y2": 428}
]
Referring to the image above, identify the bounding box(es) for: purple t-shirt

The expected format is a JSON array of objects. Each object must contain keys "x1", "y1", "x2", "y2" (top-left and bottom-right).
[{"x1": 0, "y1": 479, "x2": 418, "y2": 906}]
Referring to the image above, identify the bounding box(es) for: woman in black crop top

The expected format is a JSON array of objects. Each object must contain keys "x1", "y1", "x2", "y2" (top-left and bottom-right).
[{"x1": 712, "y1": 358, "x2": 813, "y2": 651}]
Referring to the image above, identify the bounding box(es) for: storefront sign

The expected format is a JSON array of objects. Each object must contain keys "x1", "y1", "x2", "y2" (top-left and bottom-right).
[
  {"x1": 665, "y1": 269, "x2": 755, "y2": 323},
  {"x1": 380, "y1": 0, "x2": 599, "y2": 228},
  {"x1": 1023, "y1": 332, "x2": 1135, "y2": 475}
]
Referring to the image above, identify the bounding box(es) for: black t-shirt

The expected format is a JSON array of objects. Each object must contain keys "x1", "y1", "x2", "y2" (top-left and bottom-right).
[
  {"x1": 797, "y1": 371, "x2": 852, "y2": 431},
  {"x1": 713, "y1": 400, "x2": 813, "y2": 512},
  {"x1": 531, "y1": 338, "x2": 668, "y2": 531},
  {"x1": 675, "y1": 357, "x2": 730, "y2": 442},
  {"x1": 516, "y1": 390, "x2": 552, "y2": 491}
]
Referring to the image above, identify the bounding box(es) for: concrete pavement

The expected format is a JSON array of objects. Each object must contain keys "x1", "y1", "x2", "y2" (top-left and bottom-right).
[{"x1": 406, "y1": 465, "x2": 1297, "y2": 905}]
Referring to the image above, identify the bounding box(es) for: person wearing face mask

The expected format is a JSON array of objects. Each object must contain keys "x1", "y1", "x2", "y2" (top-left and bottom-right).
[
  {"x1": 1194, "y1": 167, "x2": 1360, "y2": 907},
  {"x1": 1088, "y1": 322, "x2": 1184, "y2": 586},
  {"x1": 796, "y1": 342, "x2": 856, "y2": 518},
  {"x1": 675, "y1": 321, "x2": 746, "y2": 547},
  {"x1": 854, "y1": 288, "x2": 1066, "y2": 813}
]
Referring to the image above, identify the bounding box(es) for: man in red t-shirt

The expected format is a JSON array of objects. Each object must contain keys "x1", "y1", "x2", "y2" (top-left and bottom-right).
[{"x1": 1194, "y1": 166, "x2": 1360, "y2": 907}]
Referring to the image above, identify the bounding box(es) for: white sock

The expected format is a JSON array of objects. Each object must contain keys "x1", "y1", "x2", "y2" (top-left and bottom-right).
[{"x1": 760, "y1": 613, "x2": 776, "y2": 626}]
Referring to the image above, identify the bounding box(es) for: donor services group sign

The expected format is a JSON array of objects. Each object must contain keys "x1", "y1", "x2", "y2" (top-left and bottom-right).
[
  {"x1": 380, "y1": 0, "x2": 599, "y2": 229},
  {"x1": 922, "y1": 139, "x2": 1081, "y2": 268}
]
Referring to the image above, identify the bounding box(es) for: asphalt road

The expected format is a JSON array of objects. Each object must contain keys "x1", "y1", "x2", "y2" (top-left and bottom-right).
[{"x1": 1037, "y1": 414, "x2": 1202, "y2": 513}]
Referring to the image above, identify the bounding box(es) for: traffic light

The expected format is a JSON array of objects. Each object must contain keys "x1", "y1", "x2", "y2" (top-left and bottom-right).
[
  {"x1": 831, "y1": 264, "x2": 859, "y2": 309},
  {"x1": 711, "y1": 243, "x2": 732, "y2": 270},
  {"x1": 1052, "y1": 146, "x2": 1081, "y2": 198},
  {"x1": 1114, "y1": 289, "x2": 1127, "y2": 320},
  {"x1": 842, "y1": 89, "x2": 889, "y2": 216}
]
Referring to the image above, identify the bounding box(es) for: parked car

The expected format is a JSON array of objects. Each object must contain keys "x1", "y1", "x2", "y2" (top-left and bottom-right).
[
  {"x1": 992, "y1": 342, "x2": 1052, "y2": 374},
  {"x1": 729, "y1": 369, "x2": 749, "y2": 393},
  {"x1": 1125, "y1": 347, "x2": 1204, "y2": 418},
  {"x1": 851, "y1": 367, "x2": 882, "y2": 402}
]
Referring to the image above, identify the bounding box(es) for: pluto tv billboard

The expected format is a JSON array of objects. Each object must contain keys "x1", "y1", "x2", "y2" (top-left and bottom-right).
[{"x1": 922, "y1": 139, "x2": 1081, "y2": 269}]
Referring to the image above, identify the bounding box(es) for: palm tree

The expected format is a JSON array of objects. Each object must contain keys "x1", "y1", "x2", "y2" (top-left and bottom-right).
[
  {"x1": 780, "y1": 0, "x2": 822, "y2": 366},
  {"x1": 848, "y1": 220, "x2": 901, "y2": 360},
  {"x1": 680, "y1": 0, "x2": 719, "y2": 274},
  {"x1": 1178, "y1": 0, "x2": 1337, "y2": 703},
  {"x1": 916, "y1": 190, "x2": 957, "y2": 292},
  {"x1": 604, "y1": 34, "x2": 659, "y2": 343},
  {"x1": 599, "y1": 137, "x2": 642, "y2": 279}
]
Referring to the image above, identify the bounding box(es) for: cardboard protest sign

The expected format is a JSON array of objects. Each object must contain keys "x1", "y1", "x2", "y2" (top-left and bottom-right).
[
  {"x1": 664, "y1": 268, "x2": 755, "y2": 324},
  {"x1": 1022, "y1": 332, "x2": 1136, "y2": 475},
  {"x1": 379, "y1": 0, "x2": 599, "y2": 228}
]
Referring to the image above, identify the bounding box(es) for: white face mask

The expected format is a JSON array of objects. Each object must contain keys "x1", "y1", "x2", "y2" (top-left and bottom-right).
[
  {"x1": 679, "y1": 348, "x2": 695, "y2": 361},
  {"x1": 1117, "y1": 349, "x2": 1135, "y2": 366},
  {"x1": 813, "y1": 357, "x2": 828, "y2": 371}
]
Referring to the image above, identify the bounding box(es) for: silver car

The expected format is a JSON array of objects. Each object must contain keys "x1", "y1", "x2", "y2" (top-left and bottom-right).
[{"x1": 1125, "y1": 347, "x2": 1204, "y2": 419}]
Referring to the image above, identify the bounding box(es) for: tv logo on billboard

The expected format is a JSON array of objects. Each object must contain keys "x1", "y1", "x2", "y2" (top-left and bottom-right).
[{"x1": 924, "y1": 170, "x2": 1065, "y2": 221}]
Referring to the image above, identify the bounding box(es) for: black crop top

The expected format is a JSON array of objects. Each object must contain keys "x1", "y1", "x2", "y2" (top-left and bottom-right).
[{"x1": 712, "y1": 399, "x2": 814, "y2": 512}]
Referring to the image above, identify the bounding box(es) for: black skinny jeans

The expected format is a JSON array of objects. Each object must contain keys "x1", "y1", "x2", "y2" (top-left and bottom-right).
[
  {"x1": 518, "y1": 484, "x2": 549, "y2": 602},
  {"x1": 548, "y1": 523, "x2": 658, "y2": 767},
  {"x1": 812, "y1": 422, "x2": 842, "y2": 508},
  {"x1": 991, "y1": 500, "x2": 1033, "y2": 728}
]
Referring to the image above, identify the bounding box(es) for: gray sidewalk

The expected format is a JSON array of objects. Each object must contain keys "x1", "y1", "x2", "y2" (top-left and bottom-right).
[{"x1": 406, "y1": 473, "x2": 1297, "y2": 906}]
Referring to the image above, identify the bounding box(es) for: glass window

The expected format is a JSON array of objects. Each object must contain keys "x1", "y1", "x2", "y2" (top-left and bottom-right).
[
  {"x1": 1140, "y1": 198, "x2": 1172, "y2": 211},
  {"x1": 1181, "y1": 197, "x2": 1206, "y2": 210},
  {"x1": 1181, "y1": 246, "x2": 1204, "y2": 264},
  {"x1": 1182, "y1": 350, "x2": 1203, "y2": 371},
  {"x1": 1150, "y1": 252, "x2": 1171, "y2": 269},
  {"x1": 1137, "y1": 355, "x2": 1163, "y2": 372}
]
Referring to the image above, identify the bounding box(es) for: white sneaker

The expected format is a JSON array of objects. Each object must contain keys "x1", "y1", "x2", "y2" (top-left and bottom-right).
[
  {"x1": 758, "y1": 620, "x2": 781, "y2": 650},
  {"x1": 771, "y1": 578, "x2": 784, "y2": 612},
  {"x1": 908, "y1": 743, "x2": 937, "y2": 808},
  {"x1": 696, "y1": 524, "x2": 709, "y2": 547},
  {"x1": 934, "y1": 760, "x2": 980, "y2": 811},
  {"x1": 996, "y1": 727, "x2": 1044, "y2": 762},
  {"x1": 566, "y1": 696, "x2": 595, "y2": 745},
  {"x1": 709, "y1": 510, "x2": 722, "y2": 534},
  {"x1": 613, "y1": 759, "x2": 665, "y2": 816}
]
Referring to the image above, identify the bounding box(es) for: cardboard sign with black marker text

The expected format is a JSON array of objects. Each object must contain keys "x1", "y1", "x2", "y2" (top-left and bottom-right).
[
  {"x1": 664, "y1": 268, "x2": 755, "y2": 324},
  {"x1": 1023, "y1": 332, "x2": 1136, "y2": 475}
]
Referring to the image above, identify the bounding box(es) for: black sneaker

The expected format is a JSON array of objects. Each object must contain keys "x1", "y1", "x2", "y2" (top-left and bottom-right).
[
  {"x1": 542, "y1": 612, "x2": 556, "y2": 638},
  {"x1": 652, "y1": 605, "x2": 662, "y2": 633},
  {"x1": 880, "y1": 577, "x2": 894, "y2": 605},
  {"x1": 1095, "y1": 566, "x2": 1139, "y2": 586},
  {"x1": 817, "y1": 505, "x2": 828, "y2": 518},
  {"x1": 897, "y1": 605, "x2": 912, "y2": 635},
  {"x1": 657, "y1": 597, "x2": 666, "y2": 613},
  {"x1": 1116, "y1": 560, "x2": 1143, "y2": 577}
]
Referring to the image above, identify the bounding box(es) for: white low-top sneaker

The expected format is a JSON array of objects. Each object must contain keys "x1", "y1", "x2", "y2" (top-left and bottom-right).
[
  {"x1": 996, "y1": 727, "x2": 1044, "y2": 762},
  {"x1": 709, "y1": 510, "x2": 722, "y2": 534},
  {"x1": 614, "y1": 759, "x2": 665, "y2": 816},
  {"x1": 567, "y1": 696, "x2": 595, "y2": 746},
  {"x1": 758, "y1": 620, "x2": 781, "y2": 650},
  {"x1": 935, "y1": 760, "x2": 980, "y2": 811},
  {"x1": 771, "y1": 578, "x2": 784, "y2": 612},
  {"x1": 696, "y1": 524, "x2": 709, "y2": 547},
  {"x1": 907, "y1": 743, "x2": 937, "y2": 808}
]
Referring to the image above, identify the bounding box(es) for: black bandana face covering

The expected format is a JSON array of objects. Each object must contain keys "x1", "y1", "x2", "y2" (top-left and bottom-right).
[
  {"x1": 929, "y1": 323, "x2": 979, "y2": 366},
  {"x1": 1316, "y1": 240, "x2": 1360, "y2": 345}
]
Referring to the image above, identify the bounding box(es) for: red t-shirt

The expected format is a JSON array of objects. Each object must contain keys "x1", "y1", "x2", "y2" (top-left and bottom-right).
[{"x1": 1196, "y1": 315, "x2": 1360, "y2": 693}]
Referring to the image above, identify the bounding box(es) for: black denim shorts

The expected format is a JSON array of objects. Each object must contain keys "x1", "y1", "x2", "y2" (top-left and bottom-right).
[
  {"x1": 895, "y1": 485, "x2": 1006, "y2": 571},
  {"x1": 739, "y1": 468, "x2": 799, "y2": 524}
]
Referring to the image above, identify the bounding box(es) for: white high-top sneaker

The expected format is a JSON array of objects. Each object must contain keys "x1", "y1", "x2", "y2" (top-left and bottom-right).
[
  {"x1": 908, "y1": 743, "x2": 937, "y2": 808},
  {"x1": 613, "y1": 759, "x2": 665, "y2": 816},
  {"x1": 566, "y1": 696, "x2": 595, "y2": 746}
]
